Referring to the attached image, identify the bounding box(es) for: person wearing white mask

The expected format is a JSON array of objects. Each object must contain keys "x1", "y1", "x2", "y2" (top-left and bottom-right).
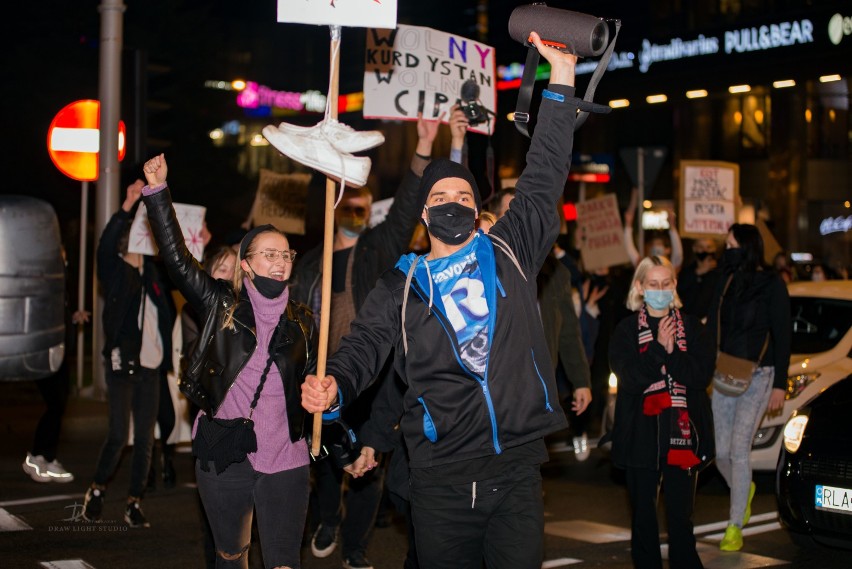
[{"x1": 608, "y1": 255, "x2": 715, "y2": 569}]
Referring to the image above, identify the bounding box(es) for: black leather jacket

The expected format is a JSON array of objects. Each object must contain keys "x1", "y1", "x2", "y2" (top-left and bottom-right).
[{"x1": 142, "y1": 187, "x2": 317, "y2": 442}]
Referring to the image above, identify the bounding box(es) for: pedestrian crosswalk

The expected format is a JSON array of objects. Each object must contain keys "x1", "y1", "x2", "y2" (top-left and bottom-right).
[{"x1": 544, "y1": 511, "x2": 789, "y2": 568}]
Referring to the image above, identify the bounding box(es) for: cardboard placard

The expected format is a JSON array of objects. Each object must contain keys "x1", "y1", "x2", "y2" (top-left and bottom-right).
[
  {"x1": 249, "y1": 170, "x2": 311, "y2": 236},
  {"x1": 363, "y1": 24, "x2": 496, "y2": 134},
  {"x1": 575, "y1": 194, "x2": 631, "y2": 272},
  {"x1": 369, "y1": 197, "x2": 393, "y2": 228},
  {"x1": 679, "y1": 160, "x2": 740, "y2": 239},
  {"x1": 277, "y1": 0, "x2": 397, "y2": 30},
  {"x1": 129, "y1": 203, "x2": 206, "y2": 261}
]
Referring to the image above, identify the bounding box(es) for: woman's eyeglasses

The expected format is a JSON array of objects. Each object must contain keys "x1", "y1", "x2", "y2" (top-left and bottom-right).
[{"x1": 249, "y1": 249, "x2": 297, "y2": 263}]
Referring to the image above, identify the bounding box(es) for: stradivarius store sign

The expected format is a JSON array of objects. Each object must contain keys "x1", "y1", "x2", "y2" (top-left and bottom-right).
[{"x1": 498, "y1": 11, "x2": 849, "y2": 84}]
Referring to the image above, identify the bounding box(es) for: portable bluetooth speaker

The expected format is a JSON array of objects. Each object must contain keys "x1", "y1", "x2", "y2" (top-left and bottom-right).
[{"x1": 508, "y1": 3, "x2": 609, "y2": 58}]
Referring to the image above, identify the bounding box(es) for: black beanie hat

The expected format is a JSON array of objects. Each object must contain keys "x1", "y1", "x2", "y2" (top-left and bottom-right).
[
  {"x1": 239, "y1": 224, "x2": 278, "y2": 260},
  {"x1": 418, "y1": 158, "x2": 481, "y2": 213}
]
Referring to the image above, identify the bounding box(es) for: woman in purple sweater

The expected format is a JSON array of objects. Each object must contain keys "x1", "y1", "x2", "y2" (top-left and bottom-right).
[{"x1": 141, "y1": 154, "x2": 317, "y2": 569}]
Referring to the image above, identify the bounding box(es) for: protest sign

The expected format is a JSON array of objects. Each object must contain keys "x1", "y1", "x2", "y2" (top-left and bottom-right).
[
  {"x1": 277, "y1": 0, "x2": 397, "y2": 30},
  {"x1": 576, "y1": 193, "x2": 630, "y2": 272},
  {"x1": 129, "y1": 203, "x2": 206, "y2": 261},
  {"x1": 364, "y1": 24, "x2": 496, "y2": 135},
  {"x1": 369, "y1": 197, "x2": 394, "y2": 228},
  {"x1": 250, "y1": 170, "x2": 311, "y2": 236},
  {"x1": 679, "y1": 160, "x2": 739, "y2": 239}
]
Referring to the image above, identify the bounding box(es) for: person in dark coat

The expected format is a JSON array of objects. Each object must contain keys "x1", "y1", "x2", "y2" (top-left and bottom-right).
[{"x1": 609, "y1": 255, "x2": 715, "y2": 569}]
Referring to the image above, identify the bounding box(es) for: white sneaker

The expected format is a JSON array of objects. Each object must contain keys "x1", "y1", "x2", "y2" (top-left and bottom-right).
[
  {"x1": 23, "y1": 453, "x2": 75, "y2": 483},
  {"x1": 572, "y1": 435, "x2": 590, "y2": 462},
  {"x1": 23, "y1": 453, "x2": 51, "y2": 483},
  {"x1": 45, "y1": 459, "x2": 75, "y2": 483},
  {"x1": 263, "y1": 125, "x2": 371, "y2": 188},
  {"x1": 277, "y1": 119, "x2": 385, "y2": 153}
]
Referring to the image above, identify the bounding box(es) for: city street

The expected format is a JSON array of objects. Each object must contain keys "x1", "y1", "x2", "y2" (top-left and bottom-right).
[{"x1": 0, "y1": 380, "x2": 849, "y2": 569}]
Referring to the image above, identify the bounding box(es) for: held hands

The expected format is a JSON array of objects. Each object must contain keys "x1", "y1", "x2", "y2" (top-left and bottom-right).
[
  {"x1": 122, "y1": 179, "x2": 145, "y2": 213},
  {"x1": 143, "y1": 153, "x2": 168, "y2": 187},
  {"x1": 300, "y1": 374, "x2": 339, "y2": 413},
  {"x1": 572, "y1": 387, "x2": 592, "y2": 415},
  {"x1": 528, "y1": 31, "x2": 577, "y2": 87},
  {"x1": 344, "y1": 446, "x2": 378, "y2": 478},
  {"x1": 657, "y1": 315, "x2": 676, "y2": 354}
]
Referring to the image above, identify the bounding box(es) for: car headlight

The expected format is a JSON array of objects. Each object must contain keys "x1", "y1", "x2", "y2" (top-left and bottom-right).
[
  {"x1": 786, "y1": 372, "x2": 820, "y2": 400},
  {"x1": 782, "y1": 411, "x2": 810, "y2": 454}
]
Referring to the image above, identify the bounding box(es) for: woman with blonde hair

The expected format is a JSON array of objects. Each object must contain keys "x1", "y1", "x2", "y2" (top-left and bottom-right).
[
  {"x1": 609, "y1": 256, "x2": 715, "y2": 569},
  {"x1": 140, "y1": 153, "x2": 317, "y2": 569}
]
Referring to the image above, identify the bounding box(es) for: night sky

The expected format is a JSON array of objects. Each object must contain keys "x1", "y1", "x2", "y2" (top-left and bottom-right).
[{"x1": 4, "y1": 1, "x2": 644, "y2": 236}]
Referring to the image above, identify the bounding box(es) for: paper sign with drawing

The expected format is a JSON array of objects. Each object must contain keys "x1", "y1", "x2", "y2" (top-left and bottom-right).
[
  {"x1": 364, "y1": 24, "x2": 496, "y2": 134},
  {"x1": 129, "y1": 203, "x2": 206, "y2": 261}
]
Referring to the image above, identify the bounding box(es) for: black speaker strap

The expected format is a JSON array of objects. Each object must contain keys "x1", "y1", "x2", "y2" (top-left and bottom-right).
[
  {"x1": 513, "y1": 45, "x2": 540, "y2": 138},
  {"x1": 513, "y1": 19, "x2": 622, "y2": 137},
  {"x1": 574, "y1": 19, "x2": 621, "y2": 130}
]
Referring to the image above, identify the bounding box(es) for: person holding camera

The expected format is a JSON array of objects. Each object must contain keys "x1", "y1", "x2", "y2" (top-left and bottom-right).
[
  {"x1": 139, "y1": 154, "x2": 318, "y2": 569},
  {"x1": 302, "y1": 33, "x2": 580, "y2": 569}
]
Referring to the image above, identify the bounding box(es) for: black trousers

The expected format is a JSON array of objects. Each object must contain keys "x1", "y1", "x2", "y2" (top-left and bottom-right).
[
  {"x1": 624, "y1": 465, "x2": 703, "y2": 569},
  {"x1": 313, "y1": 453, "x2": 384, "y2": 557},
  {"x1": 196, "y1": 460, "x2": 309, "y2": 569},
  {"x1": 32, "y1": 361, "x2": 70, "y2": 461},
  {"x1": 410, "y1": 463, "x2": 543, "y2": 569}
]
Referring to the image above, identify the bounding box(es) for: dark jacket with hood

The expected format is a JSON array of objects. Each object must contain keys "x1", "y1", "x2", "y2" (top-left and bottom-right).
[
  {"x1": 97, "y1": 208, "x2": 174, "y2": 376},
  {"x1": 325, "y1": 85, "x2": 578, "y2": 470},
  {"x1": 608, "y1": 311, "x2": 716, "y2": 471},
  {"x1": 141, "y1": 187, "x2": 318, "y2": 443},
  {"x1": 706, "y1": 268, "x2": 791, "y2": 390}
]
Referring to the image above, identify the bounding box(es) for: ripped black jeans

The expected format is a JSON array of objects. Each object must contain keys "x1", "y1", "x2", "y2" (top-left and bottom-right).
[{"x1": 196, "y1": 459, "x2": 309, "y2": 569}]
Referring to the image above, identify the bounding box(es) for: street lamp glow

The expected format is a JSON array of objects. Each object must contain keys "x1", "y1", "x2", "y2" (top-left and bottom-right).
[
  {"x1": 686, "y1": 89, "x2": 708, "y2": 99},
  {"x1": 729, "y1": 84, "x2": 751, "y2": 94},
  {"x1": 773, "y1": 79, "x2": 796, "y2": 88},
  {"x1": 646, "y1": 94, "x2": 667, "y2": 104},
  {"x1": 609, "y1": 99, "x2": 630, "y2": 109},
  {"x1": 250, "y1": 134, "x2": 269, "y2": 147},
  {"x1": 819, "y1": 74, "x2": 841, "y2": 83},
  {"x1": 209, "y1": 129, "x2": 224, "y2": 140},
  {"x1": 231, "y1": 79, "x2": 247, "y2": 91},
  {"x1": 643, "y1": 200, "x2": 653, "y2": 209}
]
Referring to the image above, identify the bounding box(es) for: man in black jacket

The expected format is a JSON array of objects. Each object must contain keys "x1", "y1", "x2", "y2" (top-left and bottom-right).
[
  {"x1": 82, "y1": 180, "x2": 175, "y2": 528},
  {"x1": 303, "y1": 34, "x2": 580, "y2": 569},
  {"x1": 292, "y1": 115, "x2": 441, "y2": 569}
]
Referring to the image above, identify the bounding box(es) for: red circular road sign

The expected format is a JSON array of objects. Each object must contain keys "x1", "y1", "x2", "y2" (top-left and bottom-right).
[{"x1": 47, "y1": 100, "x2": 126, "y2": 182}]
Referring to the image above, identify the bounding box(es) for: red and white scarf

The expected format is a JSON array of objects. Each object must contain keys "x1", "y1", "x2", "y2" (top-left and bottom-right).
[{"x1": 639, "y1": 305, "x2": 701, "y2": 470}]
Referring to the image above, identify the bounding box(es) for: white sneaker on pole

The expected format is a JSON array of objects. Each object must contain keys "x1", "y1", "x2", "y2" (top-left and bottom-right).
[
  {"x1": 277, "y1": 119, "x2": 385, "y2": 154},
  {"x1": 263, "y1": 125, "x2": 371, "y2": 188}
]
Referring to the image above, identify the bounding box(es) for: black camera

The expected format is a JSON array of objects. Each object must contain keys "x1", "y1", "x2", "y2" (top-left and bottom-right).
[{"x1": 457, "y1": 79, "x2": 489, "y2": 126}]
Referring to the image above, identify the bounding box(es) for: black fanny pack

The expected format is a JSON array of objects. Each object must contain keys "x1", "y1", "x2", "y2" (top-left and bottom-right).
[
  {"x1": 193, "y1": 415, "x2": 258, "y2": 474},
  {"x1": 192, "y1": 324, "x2": 280, "y2": 474}
]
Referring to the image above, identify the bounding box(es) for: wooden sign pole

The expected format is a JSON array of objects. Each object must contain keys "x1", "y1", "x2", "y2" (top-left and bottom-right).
[{"x1": 311, "y1": 24, "x2": 342, "y2": 458}]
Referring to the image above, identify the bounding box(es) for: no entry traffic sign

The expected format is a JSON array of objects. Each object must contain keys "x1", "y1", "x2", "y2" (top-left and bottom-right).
[{"x1": 47, "y1": 100, "x2": 126, "y2": 181}]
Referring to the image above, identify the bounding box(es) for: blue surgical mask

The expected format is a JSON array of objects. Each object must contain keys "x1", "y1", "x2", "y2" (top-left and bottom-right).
[{"x1": 644, "y1": 289, "x2": 674, "y2": 311}]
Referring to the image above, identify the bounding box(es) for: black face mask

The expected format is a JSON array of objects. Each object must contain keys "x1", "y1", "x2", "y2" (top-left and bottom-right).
[
  {"x1": 426, "y1": 202, "x2": 476, "y2": 246},
  {"x1": 722, "y1": 247, "x2": 745, "y2": 270},
  {"x1": 251, "y1": 273, "x2": 288, "y2": 299},
  {"x1": 694, "y1": 251, "x2": 714, "y2": 261}
]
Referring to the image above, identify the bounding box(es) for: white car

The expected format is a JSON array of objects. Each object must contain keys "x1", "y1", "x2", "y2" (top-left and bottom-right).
[{"x1": 750, "y1": 280, "x2": 852, "y2": 471}]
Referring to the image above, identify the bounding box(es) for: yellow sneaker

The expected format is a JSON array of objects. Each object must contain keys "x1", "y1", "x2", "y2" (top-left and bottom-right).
[
  {"x1": 743, "y1": 481, "x2": 756, "y2": 525},
  {"x1": 719, "y1": 524, "x2": 743, "y2": 551}
]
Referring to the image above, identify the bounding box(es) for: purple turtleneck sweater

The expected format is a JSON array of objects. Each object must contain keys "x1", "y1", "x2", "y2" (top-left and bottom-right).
[{"x1": 206, "y1": 279, "x2": 309, "y2": 473}]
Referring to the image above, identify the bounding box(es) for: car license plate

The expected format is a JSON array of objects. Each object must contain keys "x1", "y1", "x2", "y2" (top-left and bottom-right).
[{"x1": 815, "y1": 484, "x2": 852, "y2": 515}]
